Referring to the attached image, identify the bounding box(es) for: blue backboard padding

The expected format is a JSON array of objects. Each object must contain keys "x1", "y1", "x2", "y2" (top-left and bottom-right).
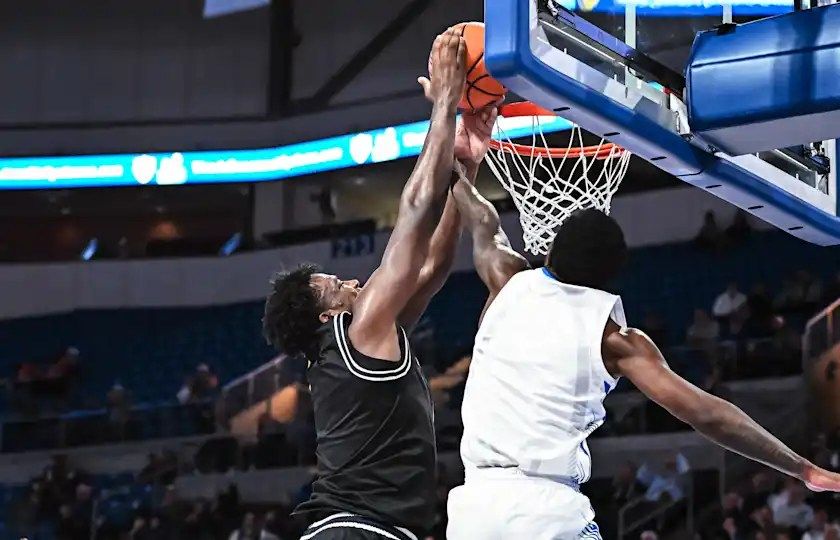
[
  {"x1": 485, "y1": 0, "x2": 840, "y2": 245},
  {"x1": 687, "y1": 5, "x2": 840, "y2": 155},
  {"x1": 556, "y1": 0, "x2": 792, "y2": 16}
]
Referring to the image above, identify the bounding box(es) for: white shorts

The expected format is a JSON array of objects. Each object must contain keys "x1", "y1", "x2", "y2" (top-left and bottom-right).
[{"x1": 446, "y1": 468, "x2": 602, "y2": 540}]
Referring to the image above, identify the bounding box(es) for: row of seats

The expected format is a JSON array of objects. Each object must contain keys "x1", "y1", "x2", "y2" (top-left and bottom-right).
[{"x1": 0, "y1": 231, "x2": 836, "y2": 410}]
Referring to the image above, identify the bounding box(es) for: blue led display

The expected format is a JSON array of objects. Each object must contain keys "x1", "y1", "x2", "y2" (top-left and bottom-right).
[{"x1": 0, "y1": 116, "x2": 573, "y2": 190}]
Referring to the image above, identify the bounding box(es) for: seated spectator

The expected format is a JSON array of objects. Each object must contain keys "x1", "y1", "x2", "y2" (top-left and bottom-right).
[
  {"x1": 747, "y1": 284, "x2": 775, "y2": 325},
  {"x1": 775, "y1": 270, "x2": 824, "y2": 314},
  {"x1": 429, "y1": 355, "x2": 471, "y2": 409},
  {"x1": 695, "y1": 210, "x2": 724, "y2": 250},
  {"x1": 800, "y1": 270, "x2": 825, "y2": 310},
  {"x1": 687, "y1": 308, "x2": 720, "y2": 347},
  {"x1": 743, "y1": 472, "x2": 775, "y2": 515},
  {"x1": 726, "y1": 209, "x2": 753, "y2": 244},
  {"x1": 771, "y1": 482, "x2": 814, "y2": 533},
  {"x1": 229, "y1": 511, "x2": 278, "y2": 540},
  {"x1": 803, "y1": 509, "x2": 831, "y2": 540},
  {"x1": 713, "y1": 282, "x2": 748, "y2": 322},
  {"x1": 177, "y1": 363, "x2": 219, "y2": 404},
  {"x1": 637, "y1": 452, "x2": 690, "y2": 503},
  {"x1": 749, "y1": 505, "x2": 779, "y2": 538},
  {"x1": 611, "y1": 461, "x2": 645, "y2": 506},
  {"x1": 106, "y1": 382, "x2": 131, "y2": 441}
]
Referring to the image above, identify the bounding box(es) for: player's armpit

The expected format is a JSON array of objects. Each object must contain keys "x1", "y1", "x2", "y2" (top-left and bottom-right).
[{"x1": 604, "y1": 328, "x2": 840, "y2": 491}]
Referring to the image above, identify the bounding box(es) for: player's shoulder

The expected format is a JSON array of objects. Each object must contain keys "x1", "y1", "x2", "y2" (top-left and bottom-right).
[{"x1": 602, "y1": 325, "x2": 659, "y2": 361}]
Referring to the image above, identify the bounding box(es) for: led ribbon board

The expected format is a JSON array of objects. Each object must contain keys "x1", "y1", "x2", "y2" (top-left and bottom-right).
[{"x1": 0, "y1": 115, "x2": 572, "y2": 190}]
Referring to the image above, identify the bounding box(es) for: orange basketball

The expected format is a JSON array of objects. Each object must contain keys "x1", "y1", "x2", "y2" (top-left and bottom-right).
[
  {"x1": 455, "y1": 22, "x2": 506, "y2": 111},
  {"x1": 429, "y1": 22, "x2": 506, "y2": 112}
]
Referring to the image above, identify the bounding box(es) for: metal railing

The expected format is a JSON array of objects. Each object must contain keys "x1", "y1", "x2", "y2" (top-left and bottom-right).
[
  {"x1": 617, "y1": 474, "x2": 694, "y2": 539},
  {"x1": 217, "y1": 354, "x2": 290, "y2": 427},
  {"x1": 803, "y1": 296, "x2": 840, "y2": 370}
]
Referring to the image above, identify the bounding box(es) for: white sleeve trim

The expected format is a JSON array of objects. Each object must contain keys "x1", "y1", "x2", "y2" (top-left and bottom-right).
[{"x1": 333, "y1": 311, "x2": 413, "y2": 381}]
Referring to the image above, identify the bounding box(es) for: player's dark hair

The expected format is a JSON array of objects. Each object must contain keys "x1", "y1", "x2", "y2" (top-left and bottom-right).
[
  {"x1": 546, "y1": 209, "x2": 627, "y2": 290},
  {"x1": 262, "y1": 263, "x2": 323, "y2": 358}
]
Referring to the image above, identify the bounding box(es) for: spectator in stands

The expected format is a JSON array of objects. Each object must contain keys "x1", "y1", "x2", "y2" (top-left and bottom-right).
[
  {"x1": 640, "y1": 531, "x2": 659, "y2": 540},
  {"x1": 229, "y1": 512, "x2": 279, "y2": 540},
  {"x1": 429, "y1": 355, "x2": 471, "y2": 409},
  {"x1": 803, "y1": 509, "x2": 831, "y2": 540},
  {"x1": 749, "y1": 505, "x2": 779, "y2": 538},
  {"x1": 713, "y1": 282, "x2": 748, "y2": 322},
  {"x1": 743, "y1": 472, "x2": 775, "y2": 515},
  {"x1": 746, "y1": 284, "x2": 776, "y2": 332},
  {"x1": 726, "y1": 209, "x2": 753, "y2": 245},
  {"x1": 57, "y1": 501, "x2": 87, "y2": 540},
  {"x1": 106, "y1": 381, "x2": 131, "y2": 441},
  {"x1": 177, "y1": 363, "x2": 220, "y2": 404},
  {"x1": 687, "y1": 308, "x2": 720, "y2": 347},
  {"x1": 611, "y1": 461, "x2": 645, "y2": 506},
  {"x1": 800, "y1": 270, "x2": 825, "y2": 311},
  {"x1": 775, "y1": 270, "x2": 824, "y2": 314},
  {"x1": 695, "y1": 210, "x2": 724, "y2": 250},
  {"x1": 637, "y1": 452, "x2": 690, "y2": 503},
  {"x1": 700, "y1": 491, "x2": 746, "y2": 540},
  {"x1": 771, "y1": 482, "x2": 814, "y2": 533},
  {"x1": 180, "y1": 501, "x2": 213, "y2": 538}
]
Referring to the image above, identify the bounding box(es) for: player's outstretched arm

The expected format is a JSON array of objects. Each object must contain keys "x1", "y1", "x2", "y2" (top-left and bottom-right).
[
  {"x1": 603, "y1": 322, "x2": 840, "y2": 492},
  {"x1": 349, "y1": 30, "x2": 466, "y2": 359},
  {"x1": 451, "y1": 176, "x2": 529, "y2": 309},
  {"x1": 398, "y1": 108, "x2": 498, "y2": 330}
]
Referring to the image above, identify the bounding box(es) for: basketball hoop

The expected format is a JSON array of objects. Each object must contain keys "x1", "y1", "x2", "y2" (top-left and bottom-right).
[{"x1": 485, "y1": 102, "x2": 631, "y2": 255}]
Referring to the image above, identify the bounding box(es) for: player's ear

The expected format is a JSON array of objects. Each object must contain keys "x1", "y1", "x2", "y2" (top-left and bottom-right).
[{"x1": 319, "y1": 311, "x2": 331, "y2": 323}]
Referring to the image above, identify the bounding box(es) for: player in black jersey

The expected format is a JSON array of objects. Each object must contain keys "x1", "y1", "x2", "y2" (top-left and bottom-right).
[{"x1": 262, "y1": 28, "x2": 499, "y2": 540}]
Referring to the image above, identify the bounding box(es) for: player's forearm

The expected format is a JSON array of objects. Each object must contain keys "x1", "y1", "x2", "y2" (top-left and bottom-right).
[
  {"x1": 423, "y1": 162, "x2": 478, "y2": 276},
  {"x1": 401, "y1": 101, "x2": 458, "y2": 212},
  {"x1": 691, "y1": 394, "x2": 808, "y2": 480},
  {"x1": 396, "y1": 166, "x2": 475, "y2": 329},
  {"x1": 452, "y1": 177, "x2": 527, "y2": 292},
  {"x1": 451, "y1": 176, "x2": 501, "y2": 247}
]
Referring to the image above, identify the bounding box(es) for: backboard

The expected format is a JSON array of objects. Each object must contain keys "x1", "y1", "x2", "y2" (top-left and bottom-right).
[{"x1": 484, "y1": 0, "x2": 840, "y2": 245}]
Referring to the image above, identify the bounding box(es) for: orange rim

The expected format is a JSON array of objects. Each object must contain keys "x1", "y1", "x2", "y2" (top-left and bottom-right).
[{"x1": 489, "y1": 101, "x2": 625, "y2": 159}]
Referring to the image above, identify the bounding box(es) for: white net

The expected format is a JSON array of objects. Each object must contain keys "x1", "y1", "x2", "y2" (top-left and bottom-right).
[{"x1": 485, "y1": 114, "x2": 631, "y2": 255}]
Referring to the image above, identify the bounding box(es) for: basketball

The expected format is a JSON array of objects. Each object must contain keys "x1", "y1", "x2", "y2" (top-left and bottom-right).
[{"x1": 431, "y1": 21, "x2": 506, "y2": 112}]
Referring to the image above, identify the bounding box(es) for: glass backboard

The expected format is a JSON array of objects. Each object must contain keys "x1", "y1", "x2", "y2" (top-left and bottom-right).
[{"x1": 485, "y1": 0, "x2": 840, "y2": 245}]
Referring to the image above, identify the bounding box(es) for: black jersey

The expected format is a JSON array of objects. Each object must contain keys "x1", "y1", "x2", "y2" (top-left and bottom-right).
[{"x1": 293, "y1": 311, "x2": 437, "y2": 534}]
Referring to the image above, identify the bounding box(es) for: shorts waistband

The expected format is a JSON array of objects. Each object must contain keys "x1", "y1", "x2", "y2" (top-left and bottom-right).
[
  {"x1": 465, "y1": 466, "x2": 581, "y2": 491},
  {"x1": 302, "y1": 513, "x2": 418, "y2": 540}
]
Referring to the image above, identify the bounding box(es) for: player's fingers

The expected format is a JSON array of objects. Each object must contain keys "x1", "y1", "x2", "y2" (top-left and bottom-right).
[
  {"x1": 456, "y1": 36, "x2": 467, "y2": 69},
  {"x1": 483, "y1": 107, "x2": 498, "y2": 133},
  {"x1": 444, "y1": 31, "x2": 460, "y2": 56},
  {"x1": 431, "y1": 34, "x2": 444, "y2": 65}
]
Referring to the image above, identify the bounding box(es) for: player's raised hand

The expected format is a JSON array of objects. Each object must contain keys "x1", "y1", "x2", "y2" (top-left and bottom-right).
[
  {"x1": 418, "y1": 29, "x2": 466, "y2": 110},
  {"x1": 455, "y1": 104, "x2": 500, "y2": 166},
  {"x1": 803, "y1": 463, "x2": 840, "y2": 492}
]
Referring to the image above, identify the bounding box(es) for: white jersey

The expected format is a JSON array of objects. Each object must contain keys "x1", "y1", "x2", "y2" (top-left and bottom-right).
[{"x1": 460, "y1": 268, "x2": 626, "y2": 485}]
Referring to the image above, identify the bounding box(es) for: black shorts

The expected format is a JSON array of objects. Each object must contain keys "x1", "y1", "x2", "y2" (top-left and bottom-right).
[{"x1": 300, "y1": 513, "x2": 418, "y2": 540}]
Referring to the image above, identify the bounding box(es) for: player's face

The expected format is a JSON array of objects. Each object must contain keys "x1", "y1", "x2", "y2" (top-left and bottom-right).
[{"x1": 311, "y1": 273, "x2": 362, "y2": 322}]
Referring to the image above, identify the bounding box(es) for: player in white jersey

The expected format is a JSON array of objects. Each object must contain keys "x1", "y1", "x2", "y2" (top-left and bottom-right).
[{"x1": 445, "y1": 177, "x2": 840, "y2": 539}]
